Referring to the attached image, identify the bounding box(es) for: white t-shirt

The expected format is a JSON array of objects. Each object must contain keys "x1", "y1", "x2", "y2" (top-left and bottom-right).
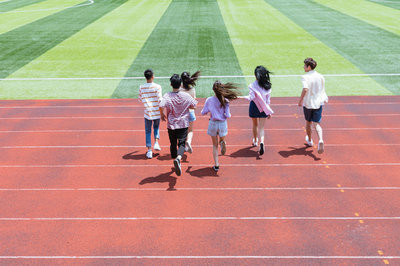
[{"x1": 301, "y1": 70, "x2": 328, "y2": 109}]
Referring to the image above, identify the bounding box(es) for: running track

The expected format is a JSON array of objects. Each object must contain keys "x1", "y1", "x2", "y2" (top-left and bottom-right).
[{"x1": 0, "y1": 96, "x2": 399, "y2": 265}]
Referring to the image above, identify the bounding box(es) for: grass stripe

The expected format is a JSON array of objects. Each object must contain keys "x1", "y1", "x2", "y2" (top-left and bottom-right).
[
  {"x1": 2, "y1": 0, "x2": 170, "y2": 99},
  {"x1": 0, "y1": 0, "x2": 45, "y2": 12},
  {"x1": 368, "y1": 0, "x2": 400, "y2": 9},
  {"x1": 218, "y1": 0, "x2": 391, "y2": 97},
  {"x1": 112, "y1": 0, "x2": 245, "y2": 98},
  {"x1": 264, "y1": 0, "x2": 400, "y2": 95},
  {"x1": 0, "y1": 0, "x2": 127, "y2": 80},
  {"x1": 316, "y1": 0, "x2": 400, "y2": 35},
  {"x1": 0, "y1": 0, "x2": 85, "y2": 35}
]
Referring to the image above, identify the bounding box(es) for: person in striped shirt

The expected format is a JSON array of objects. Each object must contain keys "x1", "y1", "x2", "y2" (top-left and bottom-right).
[{"x1": 139, "y1": 69, "x2": 162, "y2": 159}]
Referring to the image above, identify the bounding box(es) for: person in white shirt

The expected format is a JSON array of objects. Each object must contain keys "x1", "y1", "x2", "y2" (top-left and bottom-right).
[
  {"x1": 298, "y1": 58, "x2": 328, "y2": 154},
  {"x1": 139, "y1": 69, "x2": 162, "y2": 159}
]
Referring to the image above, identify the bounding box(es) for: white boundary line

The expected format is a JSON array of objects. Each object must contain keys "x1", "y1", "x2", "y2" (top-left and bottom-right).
[
  {"x1": 0, "y1": 255, "x2": 398, "y2": 259},
  {"x1": 1, "y1": 113, "x2": 399, "y2": 120},
  {"x1": 1, "y1": 187, "x2": 399, "y2": 191},
  {"x1": 1, "y1": 128, "x2": 400, "y2": 133},
  {"x1": 0, "y1": 216, "x2": 400, "y2": 221},
  {"x1": 0, "y1": 143, "x2": 398, "y2": 149},
  {"x1": 0, "y1": 0, "x2": 94, "y2": 14},
  {"x1": 0, "y1": 102, "x2": 399, "y2": 108},
  {"x1": 0, "y1": 163, "x2": 399, "y2": 168},
  {"x1": 2, "y1": 73, "x2": 400, "y2": 81}
]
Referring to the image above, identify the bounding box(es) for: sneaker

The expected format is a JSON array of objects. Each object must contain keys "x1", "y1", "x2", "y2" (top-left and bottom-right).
[
  {"x1": 186, "y1": 142, "x2": 193, "y2": 154},
  {"x1": 305, "y1": 135, "x2": 313, "y2": 147},
  {"x1": 154, "y1": 142, "x2": 161, "y2": 151},
  {"x1": 220, "y1": 141, "x2": 226, "y2": 155},
  {"x1": 318, "y1": 141, "x2": 324, "y2": 154},
  {"x1": 213, "y1": 165, "x2": 219, "y2": 172},
  {"x1": 252, "y1": 138, "x2": 258, "y2": 147},
  {"x1": 259, "y1": 143, "x2": 264, "y2": 155},
  {"x1": 173, "y1": 158, "x2": 181, "y2": 176},
  {"x1": 146, "y1": 150, "x2": 153, "y2": 159}
]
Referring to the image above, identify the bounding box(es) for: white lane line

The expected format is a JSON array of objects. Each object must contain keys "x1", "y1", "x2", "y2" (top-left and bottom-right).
[
  {"x1": 1, "y1": 187, "x2": 399, "y2": 191},
  {"x1": 0, "y1": 102, "x2": 399, "y2": 108},
  {"x1": 1, "y1": 113, "x2": 399, "y2": 120},
  {"x1": 0, "y1": 128, "x2": 400, "y2": 133},
  {"x1": 0, "y1": 255, "x2": 399, "y2": 259},
  {"x1": 1, "y1": 217, "x2": 400, "y2": 221},
  {"x1": 2, "y1": 73, "x2": 400, "y2": 80},
  {"x1": 0, "y1": 163, "x2": 399, "y2": 168},
  {"x1": 0, "y1": 0, "x2": 94, "y2": 13},
  {"x1": 0, "y1": 144, "x2": 399, "y2": 149}
]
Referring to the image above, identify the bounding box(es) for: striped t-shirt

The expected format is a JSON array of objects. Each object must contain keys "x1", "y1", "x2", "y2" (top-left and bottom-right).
[{"x1": 139, "y1": 82, "x2": 162, "y2": 120}]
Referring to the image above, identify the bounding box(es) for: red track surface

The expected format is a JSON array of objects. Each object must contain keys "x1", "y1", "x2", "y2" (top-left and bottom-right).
[{"x1": 0, "y1": 96, "x2": 399, "y2": 265}]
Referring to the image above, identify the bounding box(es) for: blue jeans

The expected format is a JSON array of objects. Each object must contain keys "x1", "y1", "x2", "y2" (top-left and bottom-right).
[{"x1": 144, "y1": 118, "x2": 160, "y2": 148}]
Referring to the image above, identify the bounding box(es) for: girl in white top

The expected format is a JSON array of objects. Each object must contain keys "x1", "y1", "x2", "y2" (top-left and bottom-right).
[
  {"x1": 246, "y1": 66, "x2": 274, "y2": 156},
  {"x1": 180, "y1": 71, "x2": 200, "y2": 154}
]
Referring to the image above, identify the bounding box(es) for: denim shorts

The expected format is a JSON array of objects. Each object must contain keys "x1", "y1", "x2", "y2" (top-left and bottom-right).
[
  {"x1": 303, "y1": 106, "x2": 323, "y2": 123},
  {"x1": 207, "y1": 119, "x2": 228, "y2": 137},
  {"x1": 189, "y1": 109, "x2": 196, "y2": 122}
]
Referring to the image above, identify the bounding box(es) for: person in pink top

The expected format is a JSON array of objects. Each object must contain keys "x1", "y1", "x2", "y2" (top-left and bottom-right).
[
  {"x1": 159, "y1": 74, "x2": 197, "y2": 176},
  {"x1": 246, "y1": 66, "x2": 274, "y2": 156},
  {"x1": 201, "y1": 81, "x2": 240, "y2": 172}
]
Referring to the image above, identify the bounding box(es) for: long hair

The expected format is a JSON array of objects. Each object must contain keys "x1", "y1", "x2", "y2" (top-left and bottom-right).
[
  {"x1": 181, "y1": 71, "x2": 201, "y2": 90},
  {"x1": 255, "y1": 65, "x2": 271, "y2": 91},
  {"x1": 212, "y1": 81, "x2": 241, "y2": 108}
]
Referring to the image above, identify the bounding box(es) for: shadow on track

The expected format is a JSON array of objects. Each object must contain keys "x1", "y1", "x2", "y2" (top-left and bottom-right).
[
  {"x1": 278, "y1": 146, "x2": 321, "y2": 161},
  {"x1": 139, "y1": 168, "x2": 177, "y2": 191}
]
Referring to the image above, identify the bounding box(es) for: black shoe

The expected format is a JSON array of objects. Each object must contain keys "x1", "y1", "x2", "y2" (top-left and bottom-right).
[
  {"x1": 174, "y1": 158, "x2": 181, "y2": 176},
  {"x1": 213, "y1": 165, "x2": 219, "y2": 172},
  {"x1": 259, "y1": 143, "x2": 264, "y2": 155}
]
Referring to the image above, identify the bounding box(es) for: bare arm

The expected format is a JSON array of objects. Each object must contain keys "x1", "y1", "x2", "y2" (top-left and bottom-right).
[
  {"x1": 298, "y1": 88, "x2": 308, "y2": 107},
  {"x1": 159, "y1": 107, "x2": 166, "y2": 121}
]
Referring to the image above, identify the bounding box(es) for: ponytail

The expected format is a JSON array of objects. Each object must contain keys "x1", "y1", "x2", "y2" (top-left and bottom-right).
[{"x1": 181, "y1": 71, "x2": 201, "y2": 90}]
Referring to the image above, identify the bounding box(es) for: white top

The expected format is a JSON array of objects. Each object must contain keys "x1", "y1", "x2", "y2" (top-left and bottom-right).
[
  {"x1": 138, "y1": 82, "x2": 162, "y2": 120},
  {"x1": 301, "y1": 70, "x2": 328, "y2": 109}
]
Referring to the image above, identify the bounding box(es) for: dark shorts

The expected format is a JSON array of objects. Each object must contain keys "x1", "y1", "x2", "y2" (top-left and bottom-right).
[
  {"x1": 303, "y1": 106, "x2": 323, "y2": 123},
  {"x1": 249, "y1": 101, "x2": 269, "y2": 118}
]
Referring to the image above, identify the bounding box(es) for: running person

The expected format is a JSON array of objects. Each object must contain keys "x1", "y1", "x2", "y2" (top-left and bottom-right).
[
  {"x1": 247, "y1": 66, "x2": 274, "y2": 155},
  {"x1": 201, "y1": 81, "x2": 240, "y2": 172},
  {"x1": 180, "y1": 71, "x2": 200, "y2": 153},
  {"x1": 298, "y1": 57, "x2": 328, "y2": 154}
]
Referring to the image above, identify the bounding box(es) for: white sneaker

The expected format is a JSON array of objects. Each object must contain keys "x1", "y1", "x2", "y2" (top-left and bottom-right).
[
  {"x1": 146, "y1": 150, "x2": 153, "y2": 159},
  {"x1": 318, "y1": 141, "x2": 324, "y2": 154},
  {"x1": 154, "y1": 142, "x2": 161, "y2": 151},
  {"x1": 186, "y1": 142, "x2": 193, "y2": 154},
  {"x1": 252, "y1": 138, "x2": 258, "y2": 147},
  {"x1": 305, "y1": 135, "x2": 313, "y2": 147}
]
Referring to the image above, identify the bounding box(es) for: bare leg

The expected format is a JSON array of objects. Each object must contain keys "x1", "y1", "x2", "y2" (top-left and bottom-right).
[
  {"x1": 252, "y1": 118, "x2": 258, "y2": 145},
  {"x1": 306, "y1": 121, "x2": 312, "y2": 141},
  {"x1": 211, "y1": 136, "x2": 219, "y2": 167},
  {"x1": 314, "y1": 122, "x2": 323, "y2": 143},
  {"x1": 185, "y1": 122, "x2": 194, "y2": 153},
  {"x1": 258, "y1": 118, "x2": 266, "y2": 144}
]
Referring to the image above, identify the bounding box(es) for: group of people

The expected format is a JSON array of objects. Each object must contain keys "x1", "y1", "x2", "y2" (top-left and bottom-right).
[{"x1": 138, "y1": 58, "x2": 328, "y2": 176}]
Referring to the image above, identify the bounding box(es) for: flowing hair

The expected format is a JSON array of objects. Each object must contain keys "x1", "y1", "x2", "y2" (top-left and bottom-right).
[
  {"x1": 181, "y1": 71, "x2": 201, "y2": 90},
  {"x1": 255, "y1": 65, "x2": 271, "y2": 91},
  {"x1": 212, "y1": 81, "x2": 241, "y2": 108}
]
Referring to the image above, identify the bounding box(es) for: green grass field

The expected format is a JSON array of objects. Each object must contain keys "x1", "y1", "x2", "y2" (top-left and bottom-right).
[{"x1": 0, "y1": 0, "x2": 399, "y2": 99}]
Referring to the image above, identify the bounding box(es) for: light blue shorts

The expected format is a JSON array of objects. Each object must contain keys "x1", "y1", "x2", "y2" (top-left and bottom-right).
[
  {"x1": 207, "y1": 119, "x2": 228, "y2": 137},
  {"x1": 189, "y1": 109, "x2": 196, "y2": 122}
]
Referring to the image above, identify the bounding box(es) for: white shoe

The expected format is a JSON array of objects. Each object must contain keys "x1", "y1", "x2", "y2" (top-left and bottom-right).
[
  {"x1": 252, "y1": 138, "x2": 258, "y2": 147},
  {"x1": 318, "y1": 141, "x2": 324, "y2": 154},
  {"x1": 305, "y1": 135, "x2": 313, "y2": 147},
  {"x1": 186, "y1": 142, "x2": 193, "y2": 154},
  {"x1": 154, "y1": 142, "x2": 161, "y2": 151},
  {"x1": 146, "y1": 150, "x2": 153, "y2": 159}
]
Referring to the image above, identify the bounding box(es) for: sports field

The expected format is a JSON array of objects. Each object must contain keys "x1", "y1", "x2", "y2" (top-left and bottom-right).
[
  {"x1": 0, "y1": 0, "x2": 399, "y2": 99},
  {"x1": 1, "y1": 0, "x2": 400, "y2": 265}
]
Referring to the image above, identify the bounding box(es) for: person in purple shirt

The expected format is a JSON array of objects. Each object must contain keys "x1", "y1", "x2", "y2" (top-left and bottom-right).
[
  {"x1": 159, "y1": 74, "x2": 197, "y2": 176},
  {"x1": 201, "y1": 81, "x2": 240, "y2": 172}
]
